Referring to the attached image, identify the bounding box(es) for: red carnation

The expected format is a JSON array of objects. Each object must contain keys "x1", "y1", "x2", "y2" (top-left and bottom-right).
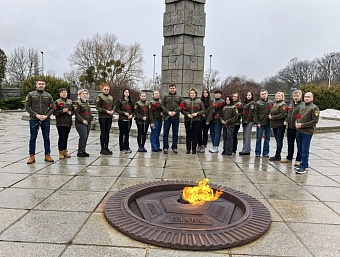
[
  {"x1": 49, "y1": 103, "x2": 54, "y2": 107},
  {"x1": 214, "y1": 113, "x2": 219, "y2": 119},
  {"x1": 105, "y1": 104, "x2": 110, "y2": 109},
  {"x1": 153, "y1": 102, "x2": 158, "y2": 107},
  {"x1": 268, "y1": 105, "x2": 273, "y2": 109},
  {"x1": 125, "y1": 105, "x2": 131, "y2": 110},
  {"x1": 179, "y1": 103, "x2": 186, "y2": 110},
  {"x1": 59, "y1": 102, "x2": 65, "y2": 106},
  {"x1": 211, "y1": 102, "x2": 215, "y2": 107},
  {"x1": 236, "y1": 104, "x2": 241, "y2": 109},
  {"x1": 295, "y1": 114, "x2": 302, "y2": 119},
  {"x1": 242, "y1": 111, "x2": 246, "y2": 115},
  {"x1": 217, "y1": 102, "x2": 222, "y2": 108}
]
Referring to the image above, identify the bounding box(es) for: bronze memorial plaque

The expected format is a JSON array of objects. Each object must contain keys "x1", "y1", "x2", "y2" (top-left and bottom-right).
[{"x1": 104, "y1": 180, "x2": 271, "y2": 250}]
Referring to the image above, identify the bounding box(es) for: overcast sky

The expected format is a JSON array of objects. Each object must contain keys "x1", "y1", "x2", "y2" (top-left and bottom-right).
[{"x1": 1, "y1": 0, "x2": 339, "y2": 83}]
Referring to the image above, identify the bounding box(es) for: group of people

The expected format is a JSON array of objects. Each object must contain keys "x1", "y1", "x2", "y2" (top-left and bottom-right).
[{"x1": 25, "y1": 79, "x2": 319, "y2": 174}]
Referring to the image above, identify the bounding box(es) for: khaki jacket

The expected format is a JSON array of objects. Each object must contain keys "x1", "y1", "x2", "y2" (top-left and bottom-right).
[
  {"x1": 269, "y1": 100, "x2": 287, "y2": 128},
  {"x1": 54, "y1": 97, "x2": 74, "y2": 126},
  {"x1": 285, "y1": 100, "x2": 305, "y2": 129},
  {"x1": 116, "y1": 98, "x2": 134, "y2": 121},
  {"x1": 181, "y1": 98, "x2": 205, "y2": 122},
  {"x1": 74, "y1": 99, "x2": 92, "y2": 124},
  {"x1": 206, "y1": 98, "x2": 225, "y2": 124},
  {"x1": 161, "y1": 92, "x2": 183, "y2": 119},
  {"x1": 149, "y1": 99, "x2": 163, "y2": 123},
  {"x1": 25, "y1": 90, "x2": 54, "y2": 120},
  {"x1": 220, "y1": 105, "x2": 239, "y2": 128},
  {"x1": 254, "y1": 98, "x2": 274, "y2": 126},
  {"x1": 296, "y1": 102, "x2": 320, "y2": 134},
  {"x1": 134, "y1": 100, "x2": 150, "y2": 125},
  {"x1": 96, "y1": 93, "x2": 114, "y2": 119}
]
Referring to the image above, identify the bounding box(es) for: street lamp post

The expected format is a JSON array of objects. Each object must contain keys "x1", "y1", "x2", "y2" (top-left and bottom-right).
[
  {"x1": 328, "y1": 54, "x2": 335, "y2": 87},
  {"x1": 153, "y1": 54, "x2": 156, "y2": 90},
  {"x1": 40, "y1": 51, "x2": 44, "y2": 76},
  {"x1": 209, "y1": 54, "x2": 212, "y2": 90}
]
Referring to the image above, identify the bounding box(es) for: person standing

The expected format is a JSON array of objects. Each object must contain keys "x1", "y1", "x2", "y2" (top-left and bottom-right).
[
  {"x1": 207, "y1": 89, "x2": 225, "y2": 153},
  {"x1": 281, "y1": 90, "x2": 304, "y2": 165},
  {"x1": 96, "y1": 83, "x2": 114, "y2": 155},
  {"x1": 149, "y1": 90, "x2": 163, "y2": 152},
  {"x1": 268, "y1": 92, "x2": 288, "y2": 161},
  {"x1": 54, "y1": 88, "x2": 74, "y2": 159},
  {"x1": 134, "y1": 92, "x2": 150, "y2": 152},
  {"x1": 74, "y1": 89, "x2": 92, "y2": 157},
  {"x1": 25, "y1": 79, "x2": 55, "y2": 164},
  {"x1": 198, "y1": 89, "x2": 212, "y2": 153},
  {"x1": 115, "y1": 88, "x2": 134, "y2": 154},
  {"x1": 221, "y1": 96, "x2": 238, "y2": 156},
  {"x1": 232, "y1": 93, "x2": 242, "y2": 154},
  {"x1": 254, "y1": 89, "x2": 274, "y2": 157},
  {"x1": 181, "y1": 88, "x2": 205, "y2": 154},
  {"x1": 161, "y1": 84, "x2": 183, "y2": 154},
  {"x1": 239, "y1": 91, "x2": 256, "y2": 155},
  {"x1": 295, "y1": 92, "x2": 319, "y2": 174}
]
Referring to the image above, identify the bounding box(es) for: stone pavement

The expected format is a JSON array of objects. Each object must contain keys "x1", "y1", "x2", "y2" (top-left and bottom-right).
[{"x1": 0, "y1": 112, "x2": 339, "y2": 257}]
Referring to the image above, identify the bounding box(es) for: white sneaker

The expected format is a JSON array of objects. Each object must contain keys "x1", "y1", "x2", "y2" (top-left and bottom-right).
[{"x1": 210, "y1": 146, "x2": 218, "y2": 153}]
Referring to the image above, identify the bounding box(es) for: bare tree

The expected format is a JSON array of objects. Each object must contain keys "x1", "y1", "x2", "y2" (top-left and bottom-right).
[
  {"x1": 69, "y1": 33, "x2": 144, "y2": 89},
  {"x1": 203, "y1": 69, "x2": 221, "y2": 91},
  {"x1": 5, "y1": 46, "x2": 40, "y2": 87},
  {"x1": 0, "y1": 48, "x2": 7, "y2": 86},
  {"x1": 221, "y1": 76, "x2": 262, "y2": 101}
]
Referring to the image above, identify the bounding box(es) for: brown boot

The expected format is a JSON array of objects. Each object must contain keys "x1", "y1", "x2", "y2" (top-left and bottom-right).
[
  {"x1": 44, "y1": 153, "x2": 54, "y2": 162},
  {"x1": 63, "y1": 150, "x2": 71, "y2": 158},
  {"x1": 59, "y1": 151, "x2": 65, "y2": 159},
  {"x1": 27, "y1": 154, "x2": 35, "y2": 164}
]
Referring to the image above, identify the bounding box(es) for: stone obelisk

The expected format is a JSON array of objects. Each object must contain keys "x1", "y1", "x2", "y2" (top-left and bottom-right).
[{"x1": 161, "y1": 0, "x2": 206, "y2": 96}]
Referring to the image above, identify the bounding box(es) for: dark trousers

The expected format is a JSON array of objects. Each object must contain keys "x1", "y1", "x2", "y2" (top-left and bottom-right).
[
  {"x1": 184, "y1": 121, "x2": 200, "y2": 151},
  {"x1": 198, "y1": 120, "x2": 210, "y2": 146},
  {"x1": 232, "y1": 124, "x2": 240, "y2": 153},
  {"x1": 297, "y1": 132, "x2": 312, "y2": 169},
  {"x1": 29, "y1": 119, "x2": 51, "y2": 155},
  {"x1": 57, "y1": 126, "x2": 71, "y2": 151},
  {"x1": 99, "y1": 118, "x2": 112, "y2": 150},
  {"x1": 118, "y1": 120, "x2": 131, "y2": 151},
  {"x1": 75, "y1": 123, "x2": 91, "y2": 153},
  {"x1": 273, "y1": 126, "x2": 286, "y2": 157},
  {"x1": 223, "y1": 127, "x2": 234, "y2": 154},
  {"x1": 137, "y1": 123, "x2": 149, "y2": 147},
  {"x1": 286, "y1": 127, "x2": 301, "y2": 161}
]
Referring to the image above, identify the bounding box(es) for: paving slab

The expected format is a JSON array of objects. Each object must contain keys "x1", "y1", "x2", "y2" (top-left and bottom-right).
[{"x1": 0, "y1": 112, "x2": 339, "y2": 256}]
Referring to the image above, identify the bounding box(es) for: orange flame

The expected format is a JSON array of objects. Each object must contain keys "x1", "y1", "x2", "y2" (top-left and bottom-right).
[{"x1": 181, "y1": 178, "x2": 223, "y2": 206}]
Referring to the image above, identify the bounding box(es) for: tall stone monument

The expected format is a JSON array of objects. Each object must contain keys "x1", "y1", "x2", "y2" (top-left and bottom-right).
[{"x1": 161, "y1": 0, "x2": 206, "y2": 96}]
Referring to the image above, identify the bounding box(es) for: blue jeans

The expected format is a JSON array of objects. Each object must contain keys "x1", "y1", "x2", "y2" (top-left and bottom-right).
[
  {"x1": 297, "y1": 132, "x2": 312, "y2": 168},
  {"x1": 273, "y1": 126, "x2": 286, "y2": 157},
  {"x1": 163, "y1": 118, "x2": 179, "y2": 150},
  {"x1": 150, "y1": 120, "x2": 162, "y2": 150},
  {"x1": 210, "y1": 122, "x2": 222, "y2": 147},
  {"x1": 29, "y1": 119, "x2": 51, "y2": 155},
  {"x1": 255, "y1": 125, "x2": 271, "y2": 156}
]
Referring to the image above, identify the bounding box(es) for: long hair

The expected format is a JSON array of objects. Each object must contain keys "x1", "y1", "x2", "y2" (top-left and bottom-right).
[
  {"x1": 225, "y1": 95, "x2": 234, "y2": 106},
  {"x1": 244, "y1": 91, "x2": 254, "y2": 104},
  {"x1": 121, "y1": 88, "x2": 133, "y2": 106},
  {"x1": 200, "y1": 88, "x2": 211, "y2": 106}
]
